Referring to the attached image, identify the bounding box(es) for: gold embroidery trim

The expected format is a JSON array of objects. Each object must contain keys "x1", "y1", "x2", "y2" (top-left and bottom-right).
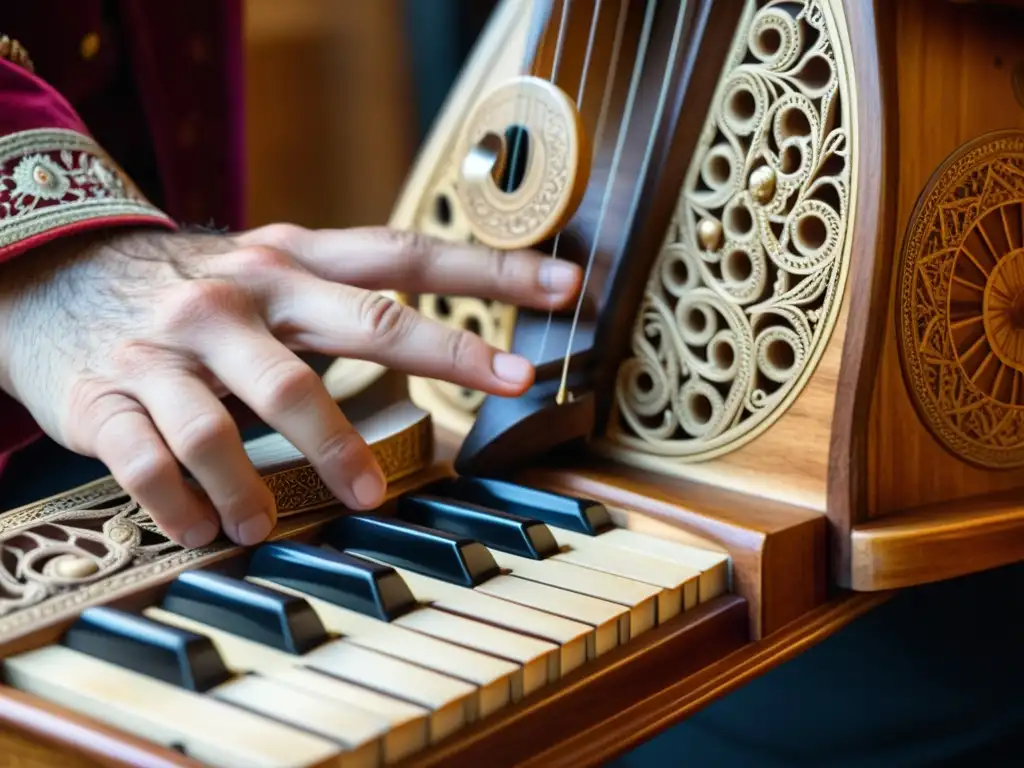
[{"x1": 0, "y1": 128, "x2": 173, "y2": 250}]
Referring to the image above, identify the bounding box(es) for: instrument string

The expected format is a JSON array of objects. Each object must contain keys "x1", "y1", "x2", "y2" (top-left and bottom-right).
[
  {"x1": 622, "y1": 2, "x2": 690, "y2": 249},
  {"x1": 554, "y1": 0, "x2": 666, "y2": 405},
  {"x1": 506, "y1": 0, "x2": 572, "y2": 195},
  {"x1": 535, "y1": 0, "x2": 628, "y2": 366}
]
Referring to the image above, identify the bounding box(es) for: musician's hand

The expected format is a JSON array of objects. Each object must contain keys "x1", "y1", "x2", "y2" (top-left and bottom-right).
[{"x1": 0, "y1": 225, "x2": 581, "y2": 548}]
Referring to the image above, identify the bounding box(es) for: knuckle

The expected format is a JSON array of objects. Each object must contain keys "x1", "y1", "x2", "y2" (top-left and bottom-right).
[
  {"x1": 250, "y1": 223, "x2": 305, "y2": 250},
  {"x1": 107, "y1": 339, "x2": 167, "y2": 373},
  {"x1": 380, "y1": 228, "x2": 437, "y2": 260},
  {"x1": 487, "y1": 248, "x2": 514, "y2": 282},
  {"x1": 358, "y1": 292, "x2": 410, "y2": 342},
  {"x1": 64, "y1": 384, "x2": 117, "y2": 452},
  {"x1": 231, "y1": 245, "x2": 294, "y2": 273},
  {"x1": 315, "y1": 428, "x2": 365, "y2": 468},
  {"x1": 119, "y1": 450, "x2": 175, "y2": 496},
  {"x1": 253, "y1": 359, "x2": 319, "y2": 415},
  {"x1": 172, "y1": 412, "x2": 235, "y2": 462},
  {"x1": 156, "y1": 280, "x2": 244, "y2": 336},
  {"x1": 447, "y1": 328, "x2": 481, "y2": 369}
]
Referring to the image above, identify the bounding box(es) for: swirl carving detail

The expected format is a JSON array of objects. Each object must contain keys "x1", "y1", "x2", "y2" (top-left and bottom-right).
[
  {"x1": 608, "y1": 0, "x2": 852, "y2": 462},
  {"x1": 897, "y1": 131, "x2": 1024, "y2": 468},
  {"x1": 0, "y1": 417, "x2": 432, "y2": 638}
]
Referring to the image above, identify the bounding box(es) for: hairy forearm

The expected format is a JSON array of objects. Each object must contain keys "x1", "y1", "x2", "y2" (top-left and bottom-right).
[{"x1": 0, "y1": 57, "x2": 176, "y2": 461}]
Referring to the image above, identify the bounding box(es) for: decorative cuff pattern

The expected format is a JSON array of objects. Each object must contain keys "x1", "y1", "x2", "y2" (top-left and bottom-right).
[{"x1": 0, "y1": 128, "x2": 175, "y2": 261}]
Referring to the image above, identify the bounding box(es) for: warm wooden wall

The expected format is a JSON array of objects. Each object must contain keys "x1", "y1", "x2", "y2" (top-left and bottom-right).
[{"x1": 242, "y1": 0, "x2": 418, "y2": 229}]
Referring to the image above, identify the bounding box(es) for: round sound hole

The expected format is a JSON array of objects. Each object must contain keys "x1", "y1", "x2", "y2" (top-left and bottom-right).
[{"x1": 455, "y1": 75, "x2": 589, "y2": 251}]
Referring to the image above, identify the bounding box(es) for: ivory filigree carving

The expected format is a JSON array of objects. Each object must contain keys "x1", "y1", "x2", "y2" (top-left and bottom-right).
[
  {"x1": 0, "y1": 482, "x2": 220, "y2": 638},
  {"x1": 897, "y1": 130, "x2": 1024, "y2": 469},
  {"x1": 0, "y1": 414, "x2": 432, "y2": 638},
  {"x1": 606, "y1": 0, "x2": 853, "y2": 463}
]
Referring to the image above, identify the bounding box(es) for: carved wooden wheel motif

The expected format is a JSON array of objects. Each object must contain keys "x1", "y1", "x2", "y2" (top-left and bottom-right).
[
  {"x1": 606, "y1": 0, "x2": 853, "y2": 463},
  {"x1": 897, "y1": 130, "x2": 1024, "y2": 469}
]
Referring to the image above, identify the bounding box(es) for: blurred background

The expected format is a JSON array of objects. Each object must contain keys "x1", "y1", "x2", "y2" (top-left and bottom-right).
[{"x1": 243, "y1": 0, "x2": 499, "y2": 229}]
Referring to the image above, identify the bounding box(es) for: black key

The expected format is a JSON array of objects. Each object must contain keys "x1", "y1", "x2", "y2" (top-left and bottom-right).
[
  {"x1": 62, "y1": 606, "x2": 232, "y2": 692},
  {"x1": 397, "y1": 494, "x2": 559, "y2": 560},
  {"x1": 161, "y1": 571, "x2": 328, "y2": 655},
  {"x1": 323, "y1": 515, "x2": 500, "y2": 588},
  {"x1": 247, "y1": 541, "x2": 416, "y2": 622},
  {"x1": 425, "y1": 476, "x2": 613, "y2": 535}
]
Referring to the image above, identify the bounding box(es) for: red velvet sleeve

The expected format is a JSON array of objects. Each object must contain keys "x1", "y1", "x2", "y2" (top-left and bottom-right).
[{"x1": 0, "y1": 58, "x2": 177, "y2": 464}]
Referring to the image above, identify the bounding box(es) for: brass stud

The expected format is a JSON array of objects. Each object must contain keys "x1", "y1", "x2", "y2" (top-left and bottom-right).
[
  {"x1": 51, "y1": 555, "x2": 99, "y2": 579},
  {"x1": 80, "y1": 32, "x2": 101, "y2": 61},
  {"x1": 749, "y1": 166, "x2": 777, "y2": 204},
  {"x1": 698, "y1": 218, "x2": 723, "y2": 252}
]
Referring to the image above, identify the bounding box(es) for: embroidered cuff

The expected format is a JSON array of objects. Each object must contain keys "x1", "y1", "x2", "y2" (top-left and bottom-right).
[{"x1": 0, "y1": 128, "x2": 175, "y2": 262}]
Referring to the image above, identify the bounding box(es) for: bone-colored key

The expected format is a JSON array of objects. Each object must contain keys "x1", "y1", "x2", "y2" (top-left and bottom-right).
[
  {"x1": 547, "y1": 529, "x2": 701, "y2": 621},
  {"x1": 356, "y1": 556, "x2": 592, "y2": 679},
  {"x1": 488, "y1": 550, "x2": 658, "y2": 641},
  {"x1": 144, "y1": 606, "x2": 473, "y2": 745},
  {"x1": 269, "y1": 666, "x2": 430, "y2": 763},
  {"x1": 594, "y1": 527, "x2": 731, "y2": 602},
  {"x1": 3, "y1": 645, "x2": 343, "y2": 768},
  {"x1": 303, "y1": 641, "x2": 473, "y2": 742},
  {"x1": 145, "y1": 607, "x2": 410, "y2": 763},
  {"x1": 473, "y1": 573, "x2": 623, "y2": 657},
  {"x1": 392, "y1": 607, "x2": 553, "y2": 700},
  {"x1": 213, "y1": 674, "x2": 384, "y2": 768},
  {"x1": 139, "y1": 617, "x2": 431, "y2": 761},
  {"x1": 248, "y1": 576, "x2": 519, "y2": 713}
]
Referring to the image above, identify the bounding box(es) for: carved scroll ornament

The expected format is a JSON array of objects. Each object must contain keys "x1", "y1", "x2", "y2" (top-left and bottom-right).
[{"x1": 606, "y1": 0, "x2": 853, "y2": 462}]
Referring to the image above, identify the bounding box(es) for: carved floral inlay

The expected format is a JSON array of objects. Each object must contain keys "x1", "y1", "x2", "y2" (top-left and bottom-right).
[
  {"x1": 607, "y1": 0, "x2": 852, "y2": 461},
  {"x1": 897, "y1": 131, "x2": 1024, "y2": 468}
]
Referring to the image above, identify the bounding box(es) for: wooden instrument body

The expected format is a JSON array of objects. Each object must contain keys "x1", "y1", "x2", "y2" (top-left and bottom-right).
[
  {"x1": 3, "y1": 0, "x2": 1024, "y2": 765},
  {"x1": 395, "y1": 0, "x2": 1024, "y2": 593}
]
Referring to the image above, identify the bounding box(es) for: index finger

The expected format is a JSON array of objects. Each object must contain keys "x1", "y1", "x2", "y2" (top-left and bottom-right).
[{"x1": 239, "y1": 225, "x2": 583, "y2": 310}]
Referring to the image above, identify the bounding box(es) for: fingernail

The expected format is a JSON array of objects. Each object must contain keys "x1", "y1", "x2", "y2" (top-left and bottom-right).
[
  {"x1": 236, "y1": 513, "x2": 273, "y2": 546},
  {"x1": 183, "y1": 518, "x2": 219, "y2": 548},
  {"x1": 352, "y1": 464, "x2": 386, "y2": 508},
  {"x1": 539, "y1": 260, "x2": 580, "y2": 293},
  {"x1": 492, "y1": 352, "x2": 533, "y2": 385}
]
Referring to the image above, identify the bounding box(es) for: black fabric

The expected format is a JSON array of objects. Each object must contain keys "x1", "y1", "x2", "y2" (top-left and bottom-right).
[
  {"x1": 610, "y1": 562, "x2": 1024, "y2": 767},
  {"x1": 0, "y1": 419, "x2": 275, "y2": 512},
  {"x1": 0, "y1": 436, "x2": 110, "y2": 511}
]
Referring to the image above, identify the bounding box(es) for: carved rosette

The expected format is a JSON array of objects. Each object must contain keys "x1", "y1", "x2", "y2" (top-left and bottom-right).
[
  {"x1": 453, "y1": 76, "x2": 579, "y2": 249},
  {"x1": 897, "y1": 131, "x2": 1024, "y2": 468},
  {"x1": 605, "y1": 0, "x2": 853, "y2": 463}
]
